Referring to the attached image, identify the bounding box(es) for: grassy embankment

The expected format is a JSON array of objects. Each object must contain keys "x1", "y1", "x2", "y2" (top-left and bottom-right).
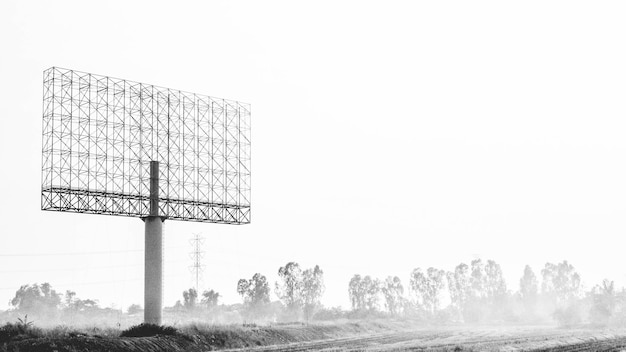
[{"x1": 1, "y1": 319, "x2": 413, "y2": 352}]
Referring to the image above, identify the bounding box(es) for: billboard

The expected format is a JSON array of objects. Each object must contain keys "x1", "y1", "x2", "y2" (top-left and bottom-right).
[{"x1": 41, "y1": 67, "x2": 251, "y2": 224}]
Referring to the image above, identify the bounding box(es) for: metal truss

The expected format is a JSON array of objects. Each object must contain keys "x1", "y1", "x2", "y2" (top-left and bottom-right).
[{"x1": 41, "y1": 67, "x2": 251, "y2": 224}]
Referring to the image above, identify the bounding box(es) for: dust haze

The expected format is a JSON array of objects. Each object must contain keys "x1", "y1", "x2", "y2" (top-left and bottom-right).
[
  {"x1": 4, "y1": 0, "x2": 626, "y2": 351},
  {"x1": 1, "y1": 258, "x2": 620, "y2": 328}
]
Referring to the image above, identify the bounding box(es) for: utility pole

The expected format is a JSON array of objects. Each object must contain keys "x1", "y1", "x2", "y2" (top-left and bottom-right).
[{"x1": 189, "y1": 233, "x2": 205, "y2": 293}]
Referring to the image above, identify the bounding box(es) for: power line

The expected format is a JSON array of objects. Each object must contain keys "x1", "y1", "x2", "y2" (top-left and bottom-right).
[
  {"x1": 0, "y1": 273, "x2": 184, "y2": 291},
  {"x1": 0, "y1": 259, "x2": 186, "y2": 274},
  {"x1": 0, "y1": 249, "x2": 142, "y2": 257},
  {"x1": 0, "y1": 278, "x2": 144, "y2": 290},
  {"x1": 0, "y1": 246, "x2": 186, "y2": 257}
]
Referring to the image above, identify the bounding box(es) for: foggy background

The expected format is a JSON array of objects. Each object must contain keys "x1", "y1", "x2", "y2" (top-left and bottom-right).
[{"x1": 1, "y1": 0, "x2": 626, "y2": 314}]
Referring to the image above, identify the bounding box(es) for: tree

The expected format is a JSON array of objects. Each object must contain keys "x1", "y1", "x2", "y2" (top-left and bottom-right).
[
  {"x1": 275, "y1": 262, "x2": 303, "y2": 313},
  {"x1": 470, "y1": 259, "x2": 487, "y2": 299},
  {"x1": 349, "y1": 274, "x2": 366, "y2": 310},
  {"x1": 301, "y1": 265, "x2": 325, "y2": 322},
  {"x1": 484, "y1": 260, "x2": 507, "y2": 300},
  {"x1": 409, "y1": 268, "x2": 427, "y2": 308},
  {"x1": 10, "y1": 283, "x2": 62, "y2": 313},
  {"x1": 63, "y1": 290, "x2": 99, "y2": 312},
  {"x1": 182, "y1": 288, "x2": 198, "y2": 310},
  {"x1": 541, "y1": 261, "x2": 581, "y2": 304},
  {"x1": 589, "y1": 279, "x2": 616, "y2": 326},
  {"x1": 410, "y1": 267, "x2": 446, "y2": 314},
  {"x1": 70, "y1": 298, "x2": 99, "y2": 312},
  {"x1": 541, "y1": 261, "x2": 582, "y2": 325},
  {"x1": 464, "y1": 259, "x2": 509, "y2": 322},
  {"x1": 127, "y1": 304, "x2": 142, "y2": 315},
  {"x1": 363, "y1": 276, "x2": 381, "y2": 311},
  {"x1": 519, "y1": 265, "x2": 538, "y2": 309},
  {"x1": 64, "y1": 290, "x2": 76, "y2": 308},
  {"x1": 348, "y1": 274, "x2": 380, "y2": 311},
  {"x1": 201, "y1": 289, "x2": 220, "y2": 309},
  {"x1": 447, "y1": 263, "x2": 470, "y2": 316},
  {"x1": 381, "y1": 276, "x2": 404, "y2": 316},
  {"x1": 237, "y1": 273, "x2": 271, "y2": 319},
  {"x1": 541, "y1": 262, "x2": 557, "y2": 295}
]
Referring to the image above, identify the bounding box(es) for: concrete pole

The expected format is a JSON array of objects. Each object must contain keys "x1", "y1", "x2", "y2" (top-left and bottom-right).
[{"x1": 144, "y1": 161, "x2": 163, "y2": 325}]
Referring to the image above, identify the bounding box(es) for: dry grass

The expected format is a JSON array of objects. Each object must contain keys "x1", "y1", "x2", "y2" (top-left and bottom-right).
[{"x1": 1, "y1": 318, "x2": 417, "y2": 351}]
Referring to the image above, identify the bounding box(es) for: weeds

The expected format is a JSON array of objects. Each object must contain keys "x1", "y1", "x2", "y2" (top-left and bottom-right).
[
  {"x1": 16, "y1": 315, "x2": 33, "y2": 328},
  {"x1": 0, "y1": 315, "x2": 42, "y2": 343}
]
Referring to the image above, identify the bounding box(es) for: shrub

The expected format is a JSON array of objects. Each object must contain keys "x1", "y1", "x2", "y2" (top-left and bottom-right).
[
  {"x1": 127, "y1": 304, "x2": 143, "y2": 315},
  {"x1": 312, "y1": 307, "x2": 346, "y2": 321},
  {"x1": 120, "y1": 323, "x2": 178, "y2": 337},
  {"x1": 0, "y1": 322, "x2": 42, "y2": 343},
  {"x1": 553, "y1": 304, "x2": 583, "y2": 327}
]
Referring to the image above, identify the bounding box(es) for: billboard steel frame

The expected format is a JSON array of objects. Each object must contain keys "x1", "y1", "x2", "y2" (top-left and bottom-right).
[{"x1": 41, "y1": 67, "x2": 251, "y2": 224}]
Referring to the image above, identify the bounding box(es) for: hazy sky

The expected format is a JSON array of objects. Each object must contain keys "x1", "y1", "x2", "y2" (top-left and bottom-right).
[{"x1": 1, "y1": 1, "x2": 626, "y2": 311}]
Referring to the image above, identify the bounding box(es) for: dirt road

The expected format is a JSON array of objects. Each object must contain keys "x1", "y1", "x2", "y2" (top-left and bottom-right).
[{"x1": 222, "y1": 327, "x2": 626, "y2": 352}]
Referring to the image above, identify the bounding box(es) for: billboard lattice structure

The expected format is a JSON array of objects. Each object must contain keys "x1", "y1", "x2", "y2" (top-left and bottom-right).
[{"x1": 41, "y1": 67, "x2": 251, "y2": 224}]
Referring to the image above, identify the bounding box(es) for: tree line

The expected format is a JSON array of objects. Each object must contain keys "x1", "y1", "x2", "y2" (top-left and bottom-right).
[
  {"x1": 165, "y1": 262, "x2": 325, "y2": 322},
  {"x1": 5, "y1": 259, "x2": 626, "y2": 326},
  {"x1": 346, "y1": 259, "x2": 624, "y2": 326},
  {"x1": 233, "y1": 262, "x2": 325, "y2": 321}
]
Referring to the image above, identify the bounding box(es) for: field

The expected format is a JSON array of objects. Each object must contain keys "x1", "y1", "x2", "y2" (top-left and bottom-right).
[
  {"x1": 218, "y1": 326, "x2": 626, "y2": 352},
  {"x1": 4, "y1": 322, "x2": 626, "y2": 352}
]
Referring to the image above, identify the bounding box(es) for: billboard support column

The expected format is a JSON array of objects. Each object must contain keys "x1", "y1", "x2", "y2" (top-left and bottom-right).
[{"x1": 144, "y1": 161, "x2": 163, "y2": 324}]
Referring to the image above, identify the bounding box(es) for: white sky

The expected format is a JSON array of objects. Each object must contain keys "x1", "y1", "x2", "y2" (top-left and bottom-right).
[{"x1": 1, "y1": 1, "x2": 626, "y2": 311}]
